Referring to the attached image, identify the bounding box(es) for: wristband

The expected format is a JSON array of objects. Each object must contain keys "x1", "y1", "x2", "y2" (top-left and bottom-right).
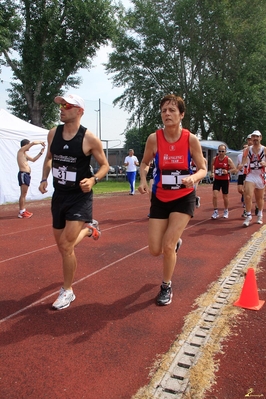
[
  {"x1": 40, "y1": 179, "x2": 47, "y2": 183},
  {"x1": 39, "y1": 152, "x2": 42, "y2": 155}
]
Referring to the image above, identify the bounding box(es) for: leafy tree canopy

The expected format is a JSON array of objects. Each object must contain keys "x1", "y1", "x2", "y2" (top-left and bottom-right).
[
  {"x1": 107, "y1": 0, "x2": 266, "y2": 150},
  {"x1": 0, "y1": 0, "x2": 118, "y2": 127}
]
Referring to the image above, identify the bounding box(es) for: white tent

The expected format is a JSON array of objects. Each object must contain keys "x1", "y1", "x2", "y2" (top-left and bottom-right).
[{"x1": 0, "y1": 109, "x2": 54, "y2": 205}]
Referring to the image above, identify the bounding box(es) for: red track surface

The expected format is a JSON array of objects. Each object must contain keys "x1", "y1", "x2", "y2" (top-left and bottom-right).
[{"x1": 0, "y1": 184, "x2": 265, "y2": 399}]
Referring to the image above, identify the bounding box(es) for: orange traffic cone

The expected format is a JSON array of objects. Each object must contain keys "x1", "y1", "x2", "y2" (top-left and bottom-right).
[{"x1": 234, "y1": 268, "x2": 265, "y2": 310}]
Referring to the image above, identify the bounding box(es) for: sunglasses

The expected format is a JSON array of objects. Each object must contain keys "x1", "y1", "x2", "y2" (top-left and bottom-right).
[
  {"x1": 218, "y1": 150, "x2": 225, "y2": 153},
  {"x1": 59, "y1": 103, "x2": 80, "y2": 110}
]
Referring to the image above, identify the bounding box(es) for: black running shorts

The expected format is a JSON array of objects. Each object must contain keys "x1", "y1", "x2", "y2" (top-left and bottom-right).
[
  {"x1": 237, "y1": 174, "x2": 246, "y2": 185},
  {"x1": 212, "y1": 179, "x2": 229, "y2": 194},
  {"x1": 51, "y1": 190, "x2": 93, "y2": 229},
  {"x1": 149, "y1": 190, "x2": 196, "y2": 219}
]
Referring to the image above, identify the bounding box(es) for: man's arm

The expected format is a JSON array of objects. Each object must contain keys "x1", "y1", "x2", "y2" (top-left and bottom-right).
[
  {"x1": 26, "y1": 145, "x2": 45, "y2": 162},
  {"x1": 228, "y1": 158, "x2": 237, "y2": 173},
  {"x1": 79, "y1": 131, "x2": 109, "y2": 193},
  {"x1": 239, "y1": 148, "x2": 249, "y2": 170},
  {"x1": 38, "y1": 130, "x2": 54, "y2": 194}
]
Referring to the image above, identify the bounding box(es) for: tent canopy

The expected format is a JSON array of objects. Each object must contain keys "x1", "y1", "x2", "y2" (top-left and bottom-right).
[{"x1": 0, "y1": 109, "x2": 53, "y2": 205}]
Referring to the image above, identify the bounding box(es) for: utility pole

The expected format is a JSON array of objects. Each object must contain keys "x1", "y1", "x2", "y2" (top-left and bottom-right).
[
  {"x1": 98, "y1": 98, "x2": 101, "y2": 141},
  {"x1": 94, "y1": 98, "x2": 102, "y2": 140}
]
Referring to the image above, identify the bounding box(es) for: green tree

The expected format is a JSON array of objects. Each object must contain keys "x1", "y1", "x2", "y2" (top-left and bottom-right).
[
  {"x1": 107, "y1": 0, "x2": 266, "y2": 149},
  {"x1": 0, "y1": 0, "x2": 117, "y2": 127}
]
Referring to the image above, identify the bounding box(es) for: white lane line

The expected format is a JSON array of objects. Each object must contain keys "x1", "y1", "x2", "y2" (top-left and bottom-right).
[
  {"x1": 0, "y1": 246, "x2": 148, "y2": 324},
  {"x1": 0, "y1": 244, "x2": 57, "y2": 264}
]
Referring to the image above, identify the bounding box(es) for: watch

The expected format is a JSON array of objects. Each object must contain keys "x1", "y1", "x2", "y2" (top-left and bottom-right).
[{"x1": 94, "y1": 176, "x2": 99, "y2": 184}]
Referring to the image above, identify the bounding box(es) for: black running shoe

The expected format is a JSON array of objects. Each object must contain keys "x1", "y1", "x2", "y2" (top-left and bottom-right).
[
  {"x1": 156, "y1": 285, "x2": 173, "y2": 306},
  {"x1": 175, "y1": 238, "x2": 183, "y2": 253},
  {"x1": 195, "y1": 196, "x2": 201, "y2": 208}
]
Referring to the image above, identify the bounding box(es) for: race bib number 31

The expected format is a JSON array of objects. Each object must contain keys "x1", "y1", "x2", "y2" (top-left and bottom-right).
[{"x1": 52, "y1": 163, "x2": 77, "y2": 187}]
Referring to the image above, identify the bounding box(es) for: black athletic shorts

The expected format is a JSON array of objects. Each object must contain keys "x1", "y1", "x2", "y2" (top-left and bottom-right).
[
  {"x1": 237, "y1": 174, "x2": 246, "y2": 185},
  {"x1": 149, "y1": 190, "x2": 196, "y2": 219},
  {"x1": 51, "y1": 189, "x2": 93, "y2": 229},
  {"x1": 213, "y1": 179, "x2": 229, "y2": 194},
  {"x1": 18, "y1": 171, "x2": 31, "y2": 186}
]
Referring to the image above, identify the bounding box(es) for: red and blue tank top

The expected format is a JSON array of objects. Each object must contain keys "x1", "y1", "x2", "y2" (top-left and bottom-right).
[{"x1": 152, "y1": 128, "x2": 193, "y2": 202}]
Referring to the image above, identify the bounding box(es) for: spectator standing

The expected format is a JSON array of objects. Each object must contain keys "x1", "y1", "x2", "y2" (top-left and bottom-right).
[
  {"x1": 124, "y1": 149, "x2": 139, "y2": 195},
  {"x1": 17, "y1": 139, "x2": 45, "y2": 218}
]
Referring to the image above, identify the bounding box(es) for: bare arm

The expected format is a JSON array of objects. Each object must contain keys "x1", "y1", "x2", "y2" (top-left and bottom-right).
[
  {"x1": 211, "y1": 156, "x2": 216, "y2": 177},
  {"x1": 26, "y1": 145, "x2": 45, "y2": 162},
  {"x1": 79, "y1": 131, "x2": 109, "y2": 193},
  {"x1": 228, "y1": 158, "x2": 237, "y2": 174},
  {"x1": 38, "y1": 129, "x2": 55, "y2": 194},
  {"x1": 240, "y1": 148, "x2": 249, "y2": 169},
  {"x1": 138, "y1": 133, "x2": 156, "y2": 195},
  {"x1": 183, "y1": 134, "x2": 207, "y2": 187}
]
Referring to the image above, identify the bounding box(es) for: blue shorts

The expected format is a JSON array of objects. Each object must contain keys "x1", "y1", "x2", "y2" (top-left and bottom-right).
[
  {"x1": 51, "y1": 190, "x2": 93, "y2": 229},
  {"x1": 18, "y1": 171, "x2": 31, "y2": 186}
]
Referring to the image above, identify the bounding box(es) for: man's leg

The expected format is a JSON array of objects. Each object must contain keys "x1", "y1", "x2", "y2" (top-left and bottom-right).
[
  {"x1": 223, "y1": 193, "x2": 229, "y2": 210},
  {"x1": 127, "y1": 172, "x2": 135, "y2": 194},
  {"x1": 19, "y1": 185, "x2": 28, "y2": 212},
  {"x1": 244, "y1": 181, "x2": 255, "y2": 213},
  {"x1": 254, "y1": 188, "x2": 264, "y2": 212},
  {"x1": 212, "y1": 189, "x2": 220, "y2": 218},
  {"x1": 243, "y1": 181, "x2": 255, "y2": 226},
  {"x1": 254, "y1": 188, "x2": 264, "y2": 224},
  {"x1": 53, "y1": 220, "x2": 85, "y2": 290},
  {"x1": 212, "y1": 190, "x2": 218, "y2": 209}
]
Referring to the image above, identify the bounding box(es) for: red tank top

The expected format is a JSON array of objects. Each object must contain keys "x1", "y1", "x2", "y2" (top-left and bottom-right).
[
  {"x1": 152, "y1": 128, "x2": 193, "y2": 202},
  {"x1": 213, "y1": 156, "x2": 230, "y2": 180}
]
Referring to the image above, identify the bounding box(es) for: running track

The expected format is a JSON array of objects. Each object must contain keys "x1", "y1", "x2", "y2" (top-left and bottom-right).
[{"x1": 0, "y1": 184, "x2": 265, "y2": 399}]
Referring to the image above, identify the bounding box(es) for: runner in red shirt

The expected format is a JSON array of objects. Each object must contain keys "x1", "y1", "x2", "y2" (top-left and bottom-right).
[
  {"x1": 138, "y1": 94, "x2": 207, "y2": 306},
  {"x1": 211, "y1": 144, "x2": 236, "y2": 219}
]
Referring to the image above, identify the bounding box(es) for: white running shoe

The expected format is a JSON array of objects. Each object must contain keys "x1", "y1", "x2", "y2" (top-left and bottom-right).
[
  {"x1": 223, "y1": 210, "x2": 229, "y2": 219},
  {"x1": 211, "y1": 210, "x2": 219, "y2": 219},
  {"x1": 175, "y1": 238, "x2": 182, "y2": 253},
  {"x1": 243, "y1": 215, "x2": 252, "y2": 227},
  {"x1": 257, "y1": 215, "x2": 263, "y2": 225},
  {"x1": 87, "y1": 219, "x2": 101, "y2": 240},
  {"x1": 52, "y1": 287, "x2": 76, "y2": 310}
]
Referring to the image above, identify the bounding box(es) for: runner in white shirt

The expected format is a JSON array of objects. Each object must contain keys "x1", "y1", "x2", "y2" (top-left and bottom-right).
[{"x1": 241, "y1": 130, "x2": 266, "y2": 227}]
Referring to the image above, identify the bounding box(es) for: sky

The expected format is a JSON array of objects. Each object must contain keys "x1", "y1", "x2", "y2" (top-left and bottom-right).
[{"x1": 0, "y1": 0, "x2": 133, "y2": 149}]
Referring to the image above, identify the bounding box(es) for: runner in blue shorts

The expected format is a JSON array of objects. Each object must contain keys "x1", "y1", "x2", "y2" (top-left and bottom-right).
[{"x1": 17, "y1": 138, "x2": 45, "y2": 218}]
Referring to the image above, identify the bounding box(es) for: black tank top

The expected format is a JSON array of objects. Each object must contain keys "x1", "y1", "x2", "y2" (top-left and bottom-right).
[{"x1": 50, "y1": 124, "x2": 92, "y2": 192}]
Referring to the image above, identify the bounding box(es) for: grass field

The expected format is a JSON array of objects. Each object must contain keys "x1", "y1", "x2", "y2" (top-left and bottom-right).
[{"x1": 93, "y1": 180, "x2": 132, "y2": 194}]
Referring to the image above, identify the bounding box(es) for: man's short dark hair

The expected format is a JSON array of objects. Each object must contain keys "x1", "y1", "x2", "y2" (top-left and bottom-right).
[{"x1": 20, "y1": 139, "x2": 30, "y2": 147}]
